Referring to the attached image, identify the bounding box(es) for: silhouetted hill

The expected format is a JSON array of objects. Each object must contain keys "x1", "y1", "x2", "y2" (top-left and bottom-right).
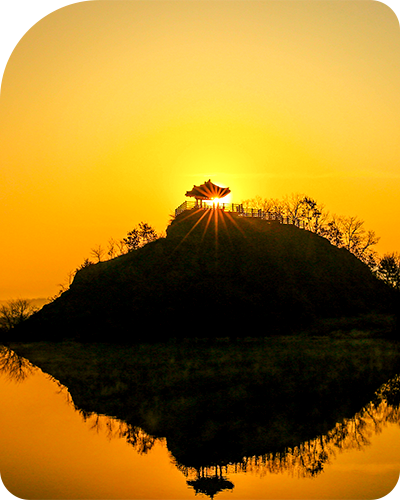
[{"x1": 17, "y1": 209, "x2": 395, "y2": 342}]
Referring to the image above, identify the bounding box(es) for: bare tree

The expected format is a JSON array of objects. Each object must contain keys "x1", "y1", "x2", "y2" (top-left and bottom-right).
[
  {"x1": 338, "y1": 216, "x2": 366, "y2": 253},
  {"x1": 321, "y1": 215, "x2": 379, "y2": 266},
  {"x1": 355, "y1": 229, "x2": 380, "y2": 267},
  {"x1": 0, "y1": 299, "x2": 38, "y2": 330},
  {"x1": 240, "y1": 193, "x2": 379, "y2": 267},
  {"x1": 336, "y1": 216, "x2": 379, "y2": 265},
  {"x1": 265, "y1": 198, "x2": 286, "y2": 221},
  {"x1": 91, "y1": 244, "x2": 106, "y2": 263},
  {"x1": 283, "y1": 193, "x2": 306, "y2": 224},
  {"x1": 107, "y1": 238, "x2": 118, "y2": 259},
  {"x1": 242, "y1": 196, "x2": 265, "y2": 211},
  {"x1": 116, "y1": 239, "x2": 128, "y2": 256},
  {"x1": 243, "y1": 197, "x2": 286, "y2": 220},
  {"x1": 245, "y1": 194, "x2": 327, "y2": 228}
]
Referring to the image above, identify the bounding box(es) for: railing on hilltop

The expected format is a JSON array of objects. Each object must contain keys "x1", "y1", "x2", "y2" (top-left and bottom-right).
[{"x1": 174, "y1": 201, "x2": 307, "y2": 228}]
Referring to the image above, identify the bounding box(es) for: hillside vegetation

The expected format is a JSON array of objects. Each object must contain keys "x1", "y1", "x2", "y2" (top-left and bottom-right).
[{"x1": 16, "y1": 209, "x2": 396, "y2": 342}]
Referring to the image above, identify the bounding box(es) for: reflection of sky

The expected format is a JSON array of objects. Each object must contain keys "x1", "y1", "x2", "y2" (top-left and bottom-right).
[
  {"x1": 1, "y1": 1, "x2": 400, "y2": 299},
  {"x1": 0, "y1": 348, "x2": 399, "y2": 499}
]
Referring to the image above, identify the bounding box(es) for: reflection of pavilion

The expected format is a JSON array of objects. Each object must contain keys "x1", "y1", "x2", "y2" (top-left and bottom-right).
[{"x1": 187, "y1": 466, "x2": 234, "y2": 499}]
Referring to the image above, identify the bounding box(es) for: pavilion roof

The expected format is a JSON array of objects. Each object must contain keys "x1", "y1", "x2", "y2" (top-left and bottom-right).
[{"x1": 185, "y1": 180, "x2": 231, "y2": 200}]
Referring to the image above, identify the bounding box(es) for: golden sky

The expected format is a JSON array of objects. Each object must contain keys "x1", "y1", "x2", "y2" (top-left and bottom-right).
[{"x1": 1, "y1": 0, "x2": 400, "y2": 299}]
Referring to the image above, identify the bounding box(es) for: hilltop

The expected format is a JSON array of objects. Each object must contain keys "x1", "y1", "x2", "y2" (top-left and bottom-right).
[{"x1": 17, "y1": 209, "x2": 395, "y2": 342}]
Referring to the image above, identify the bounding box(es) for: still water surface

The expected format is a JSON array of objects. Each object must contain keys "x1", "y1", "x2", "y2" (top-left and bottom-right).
[{"x1": 0, "y1": 343, "x2": 399, "y2": 499}]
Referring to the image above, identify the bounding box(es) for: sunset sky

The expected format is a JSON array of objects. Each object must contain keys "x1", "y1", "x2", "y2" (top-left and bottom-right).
[{"x1": 1, "y1": 0, "x2": 400, "y2": 300}]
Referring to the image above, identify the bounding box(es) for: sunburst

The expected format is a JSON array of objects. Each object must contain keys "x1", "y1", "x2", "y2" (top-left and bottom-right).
[{"x1": 169, "y1": 180, "x2": 246, "y2": 259}]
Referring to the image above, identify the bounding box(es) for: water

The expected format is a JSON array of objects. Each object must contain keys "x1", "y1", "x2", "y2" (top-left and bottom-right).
[{"x1": 0, "y1": 341, "x2": 399, "y2": 499}]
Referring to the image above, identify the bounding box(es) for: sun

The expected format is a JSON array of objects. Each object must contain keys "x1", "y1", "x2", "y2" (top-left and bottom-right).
[
  {"x1": 204, "y1": 193, "x2": 232, "y2": 208},
  {"x1": 204, "y1": 198, "x2": 220, "y2": 208}
]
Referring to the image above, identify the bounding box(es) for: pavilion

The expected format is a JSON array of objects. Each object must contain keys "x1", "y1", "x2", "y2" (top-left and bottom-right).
[
  {"x1": 185, "y1": 179, "x2": 231, "y2": 208},
  {"x1": 175, "y1": 180, "x2": 285, "y2": 223}
]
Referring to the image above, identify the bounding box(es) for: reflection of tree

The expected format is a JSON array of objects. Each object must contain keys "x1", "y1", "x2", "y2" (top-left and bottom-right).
[
  {"x1": 0, "y1": 345, "x2": 163, "y2": 456},
  {"x1": 4, "y1": 343, "x2": 400, "y2": 493},
  {"x1": 175, "y1": 374, "x2": 400, "y2": 483},
  {"x1": 375, "y1": 374, "x2": 400, "y2": 411},
  {"x1": 77, "y1": 411, "x2": 163, "y2": 455},
  {"x1": 0, "y1": 345, "x2": 35, "y2": 381}
]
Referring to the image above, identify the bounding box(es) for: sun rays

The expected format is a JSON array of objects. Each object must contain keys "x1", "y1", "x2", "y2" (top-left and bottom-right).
[
  {"x1": 166, "y1": 180, "x2": 254, "y2": 271},
  {"x1": 168, "y1": 205, "x2": 247, "y2": 264}
]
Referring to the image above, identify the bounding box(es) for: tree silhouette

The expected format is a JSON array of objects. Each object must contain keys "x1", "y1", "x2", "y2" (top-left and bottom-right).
[
  {"x1": 107, "y1": 238, "x2": 118, "y2": 259},
  {"x1": 326, "y1": 215, "x2": 379, "y2": 266},
  {"x1": 377, "y1": 253, "x2": 400, "y2": 290},
  {"x1": 76, "y1": 258, "x2": 93, "y2": 271},
  {"x1": 0, "y1": 299, "x2": 38, "y2": 331},
  {"x1": 138, "y1": 222, "x2": 158, "y2": 244},
  {"x1": 90, "y1": 244, "x2": 106, "y2": 263},
  {"x1": 242, "y1": 194, "x2": 379, "y2": 266},
  {"x1": 297, "y1": 196, "x2": 324, "y2": 232},
  {"x1": 123, "y1": 222, "x2": 158, "y2": 252},
  {"x1": 123, "y1": 228, "x2": 141, "y2": 251}
]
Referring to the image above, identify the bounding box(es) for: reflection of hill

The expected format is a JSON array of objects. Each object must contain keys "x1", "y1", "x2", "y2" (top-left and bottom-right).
[
  {"x1": 17, "y1": 210, "x2": 395, "y2": 342},
  {"x1": 7, "y1": 339, "x2": 400, "y2": 483},
  {"x1": 178, "y1": 381, "x2": 400, "y2": 483}
]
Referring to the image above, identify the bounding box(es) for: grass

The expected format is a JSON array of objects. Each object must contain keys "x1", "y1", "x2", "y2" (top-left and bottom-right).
[{"x1": 8, "y1": 335, "x2": 400, "y2": 396}]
